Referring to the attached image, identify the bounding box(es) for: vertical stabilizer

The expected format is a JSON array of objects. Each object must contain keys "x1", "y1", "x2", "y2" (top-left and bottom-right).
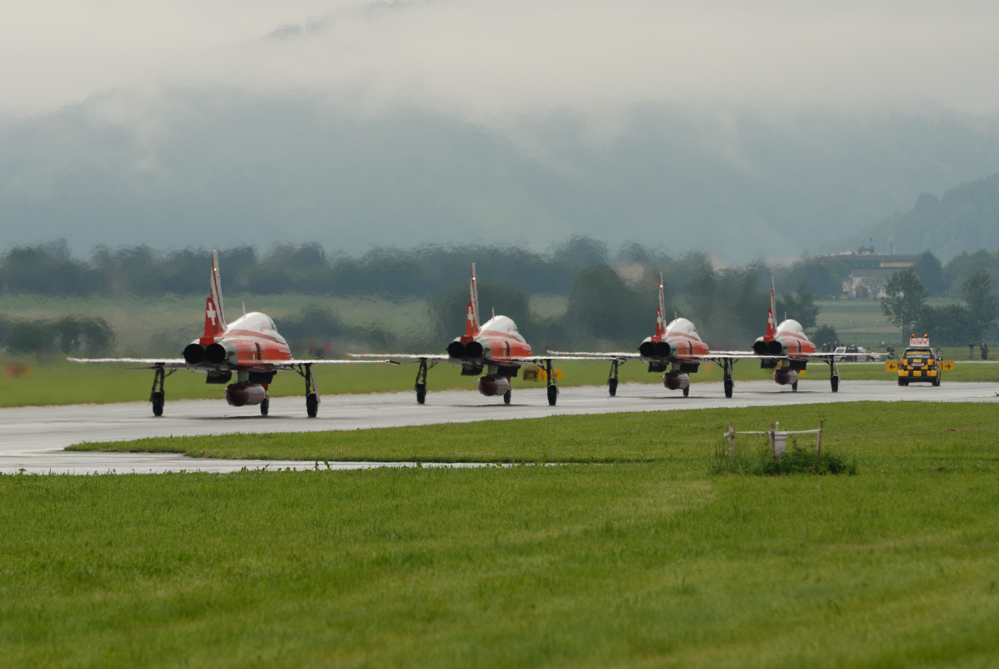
[
  {"x1": 201, "y1": 251, "x2": 227, "y2": 343},
  {"x1": 464, "y1": 263, "x2": 481, "y2": 339},
  {"x1": 765, "y1": 277, "x2": 777, "y2": 341},
  {"x1": 654, "y1": 273, "x2": 667, "y2": 339}
]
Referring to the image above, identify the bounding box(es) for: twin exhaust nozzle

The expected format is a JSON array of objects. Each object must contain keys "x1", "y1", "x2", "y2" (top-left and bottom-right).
[
  {"x1": 639, "y1": 341, "x2": 672, "y2": 358},
  {"x1": 184, "y1": 342, "x2": 234, "y2": 366},
  {"x1": 753, "y1": 339, "x2": 786, "y2": 356},
  {"x1": 447, "y1": 340, "x2": 484, "y2": 360}
]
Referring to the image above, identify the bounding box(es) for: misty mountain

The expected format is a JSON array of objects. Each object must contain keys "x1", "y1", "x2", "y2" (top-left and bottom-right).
[
  {"x1": 2, "y1": 90, "x2": 999, "y2": 262},
  {"x1": 843, "y1": 172, "x2": 999, "y2": 260}
]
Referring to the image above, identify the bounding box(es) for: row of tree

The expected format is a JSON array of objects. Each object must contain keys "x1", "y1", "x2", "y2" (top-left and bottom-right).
[
  {"x1": 881, "y1": 268, "x2": 997, "y2": 344},
  {"x1": 779, "y1": 249, "x2": 999, "y2": 301},
  {"x1": 0, "y1": 316, "x2": 115, "y2": 356},
  {"x1": 7, "y1": 238, "x2": 995, "y2": 303}
]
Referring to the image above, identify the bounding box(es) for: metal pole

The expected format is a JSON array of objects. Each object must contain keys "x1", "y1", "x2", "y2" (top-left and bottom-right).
[
  {"x1": 816, "y1": 420, "x2": 823, "y2": 457},
  {"x1": 728, "y1": 424, "x2": 735, "y2": 456}
]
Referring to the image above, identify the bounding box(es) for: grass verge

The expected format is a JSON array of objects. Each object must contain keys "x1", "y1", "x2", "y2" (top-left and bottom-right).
[{"x1": 70, "y1": 402, "x2": 999, "y2": 469}]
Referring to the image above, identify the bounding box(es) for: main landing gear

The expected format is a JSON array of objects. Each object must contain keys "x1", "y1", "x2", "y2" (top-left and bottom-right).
[
  {"x1": 292, "y1": 363, "x2": 321, "y2": 417},
  {"x1": 414, "y1": 357, "x2": 435, "y2": 405},
  {"x1": 149, "y1": 364, "x2": 176, "y2": 417},
  {"x1": 829, "y1": 361, "x2": 840, "y2": 393},
  {"x1": 722, "y1": 359, "x2": 735, "y2": 399},
  {"x1": 607, "y1": 358, "x2": 623, "y2": 397},
  {"x1": 545, "y1": 359, "x2": 558, "y2": 406}
]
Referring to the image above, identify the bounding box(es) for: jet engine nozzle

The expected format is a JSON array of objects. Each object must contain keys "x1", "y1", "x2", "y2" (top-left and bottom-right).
[
  {"x1": 754, "y1": 338, "x2": 786, "y2": 356},
  {"x1": 447, "y1": 341, "x2": 466, "y2": 359},
  {"x1": 477, "y1": 374, "x2": 511, "y2": 397},
  {"x1": 663, "y1": 371, "x2": 690, "y2": 390},
  {"x1": 204, "y1": 340, "x2": 237, "y2": 365},
  {"x1": 224, "y1": 382, "x2": 267, "y2": 407},
  {"x1": 464, "y1": 341, "x2": 484, "y2": 359},
  {"x1": 639, "y1": 339, "x2": 673, "y2": 359},
  {"x1": 183, "y1": 343, "x2": 205, "y2": 365}
]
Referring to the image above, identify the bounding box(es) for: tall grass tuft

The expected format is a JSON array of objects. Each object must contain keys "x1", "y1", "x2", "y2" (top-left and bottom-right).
[{"x1": 711, "y1": 440, "x2": 858, "y2": 477}]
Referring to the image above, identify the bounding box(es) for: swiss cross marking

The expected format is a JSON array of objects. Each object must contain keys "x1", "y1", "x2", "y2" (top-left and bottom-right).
[{"x1": 207, "y1": 302, "x2": 217, "y2": 326}]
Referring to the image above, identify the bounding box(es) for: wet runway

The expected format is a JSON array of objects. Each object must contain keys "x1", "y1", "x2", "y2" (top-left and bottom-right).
[{"x1": 2, "y1": 380, "x2": 996, "y2": 474}]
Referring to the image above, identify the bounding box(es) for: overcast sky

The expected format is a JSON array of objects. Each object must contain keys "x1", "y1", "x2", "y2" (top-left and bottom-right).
[
  {"x1": 3, "y1": 1, "x2": 998, "y2": 126},
  {"x1": 2, "y1": 1, "x2": 998, "y2": 260}
]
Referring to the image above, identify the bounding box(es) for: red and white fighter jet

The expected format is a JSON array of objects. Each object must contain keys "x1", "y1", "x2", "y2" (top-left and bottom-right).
[
  {"x1": 351, "y1": 264, "x2": 608, "y2": 406},
  {"x1": 550, "y1": 274, "x2": 753, "y2": 398},
  {"x1": 70, "y1": 251, "x2": 381, "y2": 417},
  {"x1": 751, "y1": 278, "x2": 841, "y2": 392}
]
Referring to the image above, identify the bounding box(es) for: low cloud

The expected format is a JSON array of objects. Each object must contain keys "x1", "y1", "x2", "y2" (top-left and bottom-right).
[{"x1": 2, "y1": 1, "x2": 998, "y2": 129}]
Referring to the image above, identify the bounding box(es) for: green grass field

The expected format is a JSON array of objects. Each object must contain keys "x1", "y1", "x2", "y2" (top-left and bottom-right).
[
  {"x1": 3, "y1": 356, "x2": 996, "y2": 408},
  {"x1": 8, "y1": 402, "x2": 999, "y2": 667}
]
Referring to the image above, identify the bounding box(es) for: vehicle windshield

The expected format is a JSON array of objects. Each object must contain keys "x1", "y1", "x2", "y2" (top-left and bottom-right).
[{"x1": 903, "y1": 349, "x2": 933, "y2": 360}]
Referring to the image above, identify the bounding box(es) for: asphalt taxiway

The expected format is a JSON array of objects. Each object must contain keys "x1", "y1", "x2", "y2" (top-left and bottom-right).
[{"x1": 1, "y1": 380, "x2": 996, "y2": 474}]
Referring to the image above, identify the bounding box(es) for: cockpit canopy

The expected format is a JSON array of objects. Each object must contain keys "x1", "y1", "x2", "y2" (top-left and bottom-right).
[
  {"x1": 481, "y1": 315, "x2": 521, "y2": 338},
  {"x1": 776, "y1": 319, "x2": 805, "y2": 336},
  {"x1": 665, "y1": 317, "x2": 699, "y2": 338}
]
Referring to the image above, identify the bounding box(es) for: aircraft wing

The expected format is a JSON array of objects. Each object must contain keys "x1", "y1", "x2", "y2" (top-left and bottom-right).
[
  {"x1": 67, "y1": 357, "x2": 188, "y2": 369},
  {"x1": 273, "y1": 359, "x2": 392, "y2": 365},
  {"x1": 347, "y1": 353, "x2": 451, "y2": 363},
  {"x1": 509, "y1": 354, "x2": 624, "y2": 363},
  {"x1": 546, "y1": 350, "x2": 635, "y2": 358}
]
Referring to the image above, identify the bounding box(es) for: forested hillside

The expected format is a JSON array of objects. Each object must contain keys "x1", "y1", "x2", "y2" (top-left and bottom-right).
[{"x1": 847, "y1": 172, "x2": 999, "y2": 260}]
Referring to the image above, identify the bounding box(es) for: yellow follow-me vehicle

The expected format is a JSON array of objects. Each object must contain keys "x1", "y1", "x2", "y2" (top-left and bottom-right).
[{"x1": 885, "y1": 335, "x2": 954, "y2": 386}]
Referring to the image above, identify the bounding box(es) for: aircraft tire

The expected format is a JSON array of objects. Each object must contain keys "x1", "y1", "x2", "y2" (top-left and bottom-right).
[
  {"x1": 306, "y1": 393, "x2": 319, "y2": 418},
  {"x1": 831, "y1": 376, "x2": 840, "y2": 392},
  {"x1": 503, "y1": 389, "x2": 512, "y2": 405},
  {"x1": 547, "y1": 385, "x2": 558, "y2": 406},
  {"x1": 682, "y1": 385, "x2": 689, "y2": 397},
  {"x1": 260, "y1": 398, "x2": 269, "y2": 416},
  {"x1": 151, "y1": 392, "x2": 164, "y2": 417},
  {"x1": 608, "y1": 378, "x2": 618, "y2": 397},
  {"x1": 792, "y1": 381, "x2": 798, "y2": 392},
  {"x1": 723, "y1": 379, "x2": 733, "y2": 398},
  {"x1": 416, "y1": 384, "x2": 427, "y2": 405}
]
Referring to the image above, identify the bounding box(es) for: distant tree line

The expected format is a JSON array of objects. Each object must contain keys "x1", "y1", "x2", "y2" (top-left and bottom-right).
[
  {"x1": 5, "y1": 237, "x2": 998, "y2": 353},
  {"x1": 881, "y1": 267, "x2": 998, "y2": 345},
  {"x1": 778, "y1": 249, "x2": 999, "y2": 301},
  {"x1": 0, "y1": 315, "x2": 115, "y2": 356}
]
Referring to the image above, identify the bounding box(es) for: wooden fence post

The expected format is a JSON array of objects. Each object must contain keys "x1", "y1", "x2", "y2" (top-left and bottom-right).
[
  {"x1": 728, "y1": 424, "x2": 735, "y2": 456},
  {"x1": 769, "y1": 423, "x2": 776, "y2": 460},
  {"x1": 816, "y1": 421, "x2": 823, "y2": 457}
]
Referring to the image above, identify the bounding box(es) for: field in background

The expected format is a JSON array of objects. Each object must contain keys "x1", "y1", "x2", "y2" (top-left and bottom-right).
[
  {"x1": 815, "y1": 297, "x2": 962, "y2": 349},
  {"x1": 1, "y1": 294, "x2": 973, "y2": 355},
  {"x1": 8, "y1": 402, "x2": 999, "y2": 667}
]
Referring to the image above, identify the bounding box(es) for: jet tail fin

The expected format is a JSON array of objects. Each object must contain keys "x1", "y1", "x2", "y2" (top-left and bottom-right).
[
  {"x1": 463, "y1": 263, "x2": 481, "y2": 339},
  {"x1": 654, "y1": 273, "x2": 667, "y2": 339},
  {"x1": 764, "y1": 277, "x2": 777, "y2": 341},
  {"x1": 201, "y1": 251, "x2": 227, "y2": 343}
]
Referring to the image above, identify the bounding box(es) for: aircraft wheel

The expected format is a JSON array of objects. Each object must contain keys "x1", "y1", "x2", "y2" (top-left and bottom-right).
[
  {"x1": 792, "y1": 381, "x2": 798, "y2": 392},
  {"x1": 306, "y1": 393, "x2": 319, "y2": 418},
  {"x1": 723, "y1": 379, "x2": 733, "y2": 398},
  {"x1": 260, "y1": 398, "x2": 269, "y2": 416},
  {"x1": 416, "y1": 383, "x2": 427, "y2": 405},
  {"x1": 831, "y1": 376, "x2": 840, "y2": 392},
  {"x1": 608, "y1": 378, "x2": 618, "y2": 397},
  {"x1": 547, "y1": 385, "x2": 558, "y2": 406},
  {"x1": 503, "y1": 389, "x2": 512, "y2": 405},
  {"x1": 151, "y1": 392, "x2": 164, "y2": 417},
  {"x1": 682, "y1": 385, "x2": 689, "y2": 397}
]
